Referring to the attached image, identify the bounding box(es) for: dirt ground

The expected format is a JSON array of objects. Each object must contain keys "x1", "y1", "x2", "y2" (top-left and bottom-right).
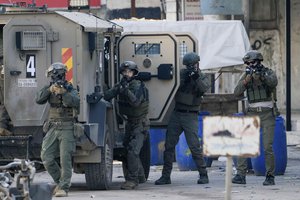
[{"x1": 29, "y1": 145, "x2": 300, "y2": 200}]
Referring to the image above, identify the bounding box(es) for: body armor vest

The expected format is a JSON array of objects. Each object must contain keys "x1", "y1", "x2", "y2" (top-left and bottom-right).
[
  {"x1": 246, "y1": 81, "x2": 272, "y2": 103},
  {"x1": 48, "y1": 94, "x2": 74, "y2": 121},
  {"x1": 175, "y1": 73, "x2": 203, "y2": 106},
  {"x1": 119, "y1": 81, "x2": 149, "y2": 118}
]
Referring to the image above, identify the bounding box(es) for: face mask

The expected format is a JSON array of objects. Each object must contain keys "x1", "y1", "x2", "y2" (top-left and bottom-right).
[
  {"x1": 50, "y1": 70, "x2": 65, "y2": 83},
  {"x1": 187, "y1": 64, "x2": 198, "y2": 72}
]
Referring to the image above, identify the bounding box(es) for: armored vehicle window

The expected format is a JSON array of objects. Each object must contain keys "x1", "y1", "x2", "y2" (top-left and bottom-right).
[
  {"x1": 179, "y1": 42, "x2": 188, "y2": 59},
  {"x1": 16, "y1": 31, "x2": 46, "y2": 50},
  {"x1": 134, "y1": 43, "x2": 160, "y2": 55}
]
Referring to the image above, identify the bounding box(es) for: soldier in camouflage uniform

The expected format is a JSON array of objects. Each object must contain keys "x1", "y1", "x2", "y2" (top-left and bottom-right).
[
  {"x1": 103, "y1": 61, "x2": 149, "y2": 190},
  {"x1": 155, "y1": 52, "x2": 210, "y2": 185},
  {"x1": 36, "y1": 62, "x2": 80, "y2": 197},
  {"x1": 232, "y1": 50, "x2": 278, "y2": 186}
]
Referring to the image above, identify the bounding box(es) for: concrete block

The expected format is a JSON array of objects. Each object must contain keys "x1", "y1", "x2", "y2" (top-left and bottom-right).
[
  {"x1": 166, "y1": 13, "x2": 177, "y2": 21},
  {"x1": 166, "y1": 0, "x2": 177, "y2": 12},
  {"x1": 287, "y1": 131, "x2": 300, "y2": 146},
  {"x1": 291, "y1": 119, "x2": 300, "y2": 131}
]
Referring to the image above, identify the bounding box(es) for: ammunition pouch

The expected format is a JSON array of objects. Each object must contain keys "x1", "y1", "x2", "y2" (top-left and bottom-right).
[
  {"x1": 49, "y1": 107, "x2": 74, "y2": 119},
  {"x1": 247, "y1": 84, "x2": 271, "y2": 103}
]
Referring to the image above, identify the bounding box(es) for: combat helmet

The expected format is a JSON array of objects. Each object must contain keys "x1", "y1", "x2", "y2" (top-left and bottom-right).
[
  {"x1": 46, "y1": 62, "x2": 67, "y2": 79},
  {"x1": 243, "y1": 50, "x2": 263, "y2": 64},
  {"x1": 183, "y1": 52, "x2": 200, "y2": 66},
  {"x1": 119, "y1": 61, "x2": 138, "y2": 75}
]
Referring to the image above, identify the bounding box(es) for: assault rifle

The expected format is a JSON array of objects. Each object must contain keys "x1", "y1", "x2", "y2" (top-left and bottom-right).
[
  {"x1": 246, "y1": 64, "x2": 265, "y2": 76},
  {"x1": 50, "y1": 79, "x2": 73, "y2": 91}
]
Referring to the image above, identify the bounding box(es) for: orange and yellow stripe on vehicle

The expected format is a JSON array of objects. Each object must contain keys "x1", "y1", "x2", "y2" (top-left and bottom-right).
[{"x1": 62, "y1": 48, "x2": 73, "y2": 83}]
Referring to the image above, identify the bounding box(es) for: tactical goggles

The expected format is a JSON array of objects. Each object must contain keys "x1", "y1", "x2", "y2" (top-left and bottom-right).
[{"x1": 245, "y1": 61, "x2": 256, "y2": 65}]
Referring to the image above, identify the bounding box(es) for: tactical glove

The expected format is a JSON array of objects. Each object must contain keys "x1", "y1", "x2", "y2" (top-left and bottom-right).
[
  {"x1": 120, "y1": 77, "x2": 129, "y2": 89},
  {"x1": 245, "y1": 66, "x2": 253, "y2": 75},
  {"x1": 50, "y1": 84, "x2": 67, "y2": 95},
  {"x1": 252, "y1": 72, "x2": 261, "y2": 81},
  {"x1": 119, "y1": 86, "x2": 128, "y2": 95},
  {"x1": 187, "y1": 68, "x2": 200, "y2": 80},
  {"x1": 243, "y1": 74, "x2": 252, "y2": 85},
  {"x1": 190, "y1": 71, "x2": 200, "y2": 80},
  {"x1": 259, "y1": 69, "x2": 268, "y2": 81}
]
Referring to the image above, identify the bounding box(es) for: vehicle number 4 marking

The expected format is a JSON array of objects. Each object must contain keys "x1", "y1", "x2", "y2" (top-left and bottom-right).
[{"x1": 26, "y1": 55, "x2": 36, "y2": 78}]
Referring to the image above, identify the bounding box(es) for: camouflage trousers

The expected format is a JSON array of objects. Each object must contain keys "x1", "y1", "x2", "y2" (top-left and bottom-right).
[
  {"x1": 123, "y1": 116, "x2": 150, "y2": 184},
  {"x1": 162, "y1": 111, "x2": 207, "y2": 177},
  {"x1": 236, "y1": 109, "x2": 276, "y2": 176},
  {"x1": 41, "y1": 122, "x2": 75, "y2": 191}
]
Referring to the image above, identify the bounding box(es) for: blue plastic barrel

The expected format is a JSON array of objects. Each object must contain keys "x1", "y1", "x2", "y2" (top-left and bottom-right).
[
  {"x1": 176, "y1": 112, "x2": 210, "y2": 171},
  {"x1": 149, "y1": 128, "x2": 166, "y2": 166},
  {"x1": 176, "y1": 133, "x2": 197, "y2": 170},
  {"x1": 251, "y1": 116, "x2": 287, "y2": 176},
  {"x1": 198, "y1": 111, "x2": 210, "y2": 139}
]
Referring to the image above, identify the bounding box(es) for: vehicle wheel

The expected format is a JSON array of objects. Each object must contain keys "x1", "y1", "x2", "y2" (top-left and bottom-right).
[
  {"x1": 140, "y1": 135, "x2": 150, "y2": 180},
  {"x1": 85, "y1": 131, "x2": 113, "y2": 190},
  {"x1": 122, "y1": 158, "x2": 128, "y2": 181}
]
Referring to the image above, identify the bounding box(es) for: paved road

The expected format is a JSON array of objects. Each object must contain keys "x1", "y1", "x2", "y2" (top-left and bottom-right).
[{"x1": 32, "y1": 145, "x2": 300, "y2": 200}]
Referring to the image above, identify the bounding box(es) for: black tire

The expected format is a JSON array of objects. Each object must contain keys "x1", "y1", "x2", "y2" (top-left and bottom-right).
[
  {"x1": 122, "y1": 158, "x2": 128, "y2": 181},
  {"x1": 84, "y1": 132, "x2": 113, "y2": 190},
  {"x1": 140, "y1": 135, "x2": 151, "y2": 180}
]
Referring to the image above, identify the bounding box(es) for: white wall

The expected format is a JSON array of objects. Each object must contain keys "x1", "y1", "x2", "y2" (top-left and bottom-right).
[
  {"x1": 289, "y1": 0, "x2": 300, "y2": 111},
  {"x1": 166, "y1": 0, "x2": 177, "y2": 21},
  {"x1": 278, "y1": 0, "x2": 300, "y2": 112}
]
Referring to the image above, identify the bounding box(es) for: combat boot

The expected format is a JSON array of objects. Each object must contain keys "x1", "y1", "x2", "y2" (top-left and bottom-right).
[
  {"x1": 0, "y1": 128, "x2": 12, "y2": 136},
  {"x1": 197, "y1": 173, "x2": 209, "y2": 184},
  {"x1": 54, "y1": 189, "x2": 68, "y2": 197},
  {"x1": 232, "y1": 174, "x2": 246, "y2": 184},
  {"x1": 139, "y1": 175, "x2": 146, "y2": 184},
  {"x1": 263, "y1": 174, "x2": 275, "y2": 186},
  {"x1": 52, "y1": 185, "x2": 59, "y2": 195},
  {"x1": 121, "y1": 181, "x2": 138, "y2": 190},
  {"x1": 154, "y1": 176, "x2": 171, "y2": 185}
]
